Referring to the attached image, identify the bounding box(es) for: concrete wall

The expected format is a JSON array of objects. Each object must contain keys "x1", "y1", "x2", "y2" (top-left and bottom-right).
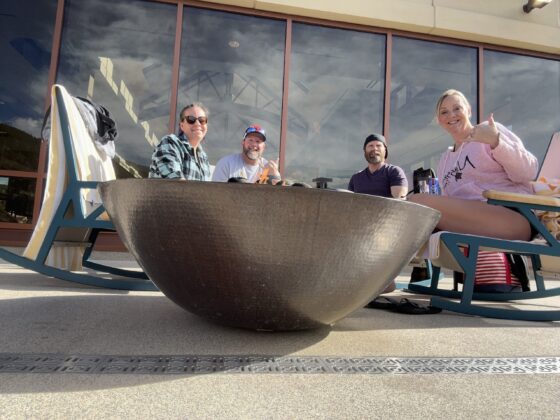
[{"x1": 204, "y1": 0, "x2": 560, "y2": 54}]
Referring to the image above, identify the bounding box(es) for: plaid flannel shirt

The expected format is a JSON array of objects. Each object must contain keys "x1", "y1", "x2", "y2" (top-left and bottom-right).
[{"x1": 149, "y1": 133, "x2": 211, "y2": 181}]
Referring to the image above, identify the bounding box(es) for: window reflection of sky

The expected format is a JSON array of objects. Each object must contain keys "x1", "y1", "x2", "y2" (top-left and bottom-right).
[
  {"x1": 0, "y1": 0, "x2": 56, "y2": 136},
  {"x1": 1, "y1": 2, "x2": 559, "y2": 187},
  {"x1": 178, "y1": 7, "x2": 285, "y2": 165},
  {"x1": 57, "y1": 0, "x2": 176, "y2": 171},
  {"x1": 484, "y1": 51, "x2": 560, "y2": 162},
  {"x1": 285, "y1": 23, "x2": 385, "y2": 188},
  {"x1": 389, "y1": 37, "x2": 477, "y2": 184}
]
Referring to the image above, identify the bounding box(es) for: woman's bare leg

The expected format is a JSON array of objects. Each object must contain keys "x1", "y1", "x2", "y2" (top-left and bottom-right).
[{"x1": 408, "y1": 194, "x2": 531, "y2": 241}]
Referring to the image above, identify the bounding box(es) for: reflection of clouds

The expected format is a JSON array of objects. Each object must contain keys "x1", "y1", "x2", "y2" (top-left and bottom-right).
[
  {"x1": 10, "y1": 117, "x2": 41, "y2": 135},
  {"x1": 485, "y1": 51, "x2": 560, "y2": 161},
  {"x1": 178, "y1": 7, "x2": 285, "y2": 164},
  {"x1": 57, "y1": 0, "x2": 176, "y2": 168},
  {"x1": 284, "y1": 23, "x2": 385, "y2": 186},
  {"x1": 182, "y1": 8, "x2": 285, "y2": 71},
  {"x1": 0, "y1": 0, "x2": 57, "y2": 135},
  {"x1": 38, "y1": 1, "x2": 559, "y2": 178},
  {"x1": 391, "y1": 37, "x2": 477, "y2": 125},
  {"x1": 392, "y1": 37, "x2": 476, "y2": 87},
  {"x1": 2, "y1": 76, "x2": 51, "y2": 135},
  {"x1": 387, "y1": 41, "x2": 560, "y2": 175},
  {"x1": 60, "y1": 5, "x2": 174, "y2": 82},
  {"x1": 63, "y1": 1, "x2": 175, "y2": 55},
  {"x1": 291, "y1": 23, "x2": 384, "y2": 80},
  {"x1": 389, "y1": 37, "x2": 477, "y2": 177},
  {"x1": 485, "y1": 51, "x2": 557, "y2": 82}
]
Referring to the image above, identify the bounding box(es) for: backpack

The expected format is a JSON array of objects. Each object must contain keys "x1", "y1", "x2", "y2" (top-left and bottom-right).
[{"x1": 412, "y1": 167, "x2": 435, "y2": 194}]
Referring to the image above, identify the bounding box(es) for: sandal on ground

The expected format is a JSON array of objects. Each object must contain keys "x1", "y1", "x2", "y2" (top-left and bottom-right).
[
  {"x1": 365, "y1": 296, "x2": 396, "y2": 310},
  {"x1": 366, "y1": 296, "x2": 442, "y2": 315}
]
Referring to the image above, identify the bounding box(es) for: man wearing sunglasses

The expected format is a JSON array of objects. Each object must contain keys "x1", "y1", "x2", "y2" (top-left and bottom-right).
[
  {"x1": 149, "y1": 103, "x2": 211, "y2": 181},
  {"x1": 212, "y1": 124, "x2": 281, "y2": 184}
]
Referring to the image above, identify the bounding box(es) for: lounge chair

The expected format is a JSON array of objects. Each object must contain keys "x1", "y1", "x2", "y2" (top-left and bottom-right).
[
  {"x1": 407, "y1": 132, "x2": 560, "y2": 321},
  {"x1": 0, "y1": 84, "x2": 157, "y2": 291}
]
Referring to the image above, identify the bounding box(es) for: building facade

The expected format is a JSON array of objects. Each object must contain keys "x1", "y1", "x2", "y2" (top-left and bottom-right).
[{"x1": 1, "y1": 0, "x2": 560, "y2": 246}]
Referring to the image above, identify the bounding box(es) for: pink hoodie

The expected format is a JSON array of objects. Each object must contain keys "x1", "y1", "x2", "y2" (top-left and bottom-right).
[{"x1": 437, "y1": 122, "x2": 538, "y2": 201}]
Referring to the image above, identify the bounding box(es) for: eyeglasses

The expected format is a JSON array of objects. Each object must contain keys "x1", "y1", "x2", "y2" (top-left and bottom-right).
[{"x1": 182, "y1": 115, "x2": 208, "y2": 125}]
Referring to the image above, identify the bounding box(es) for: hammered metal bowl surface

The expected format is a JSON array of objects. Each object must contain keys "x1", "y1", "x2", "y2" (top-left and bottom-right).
[{"x1": 99, "y1": 179, "x2": 440, "y2": 331}]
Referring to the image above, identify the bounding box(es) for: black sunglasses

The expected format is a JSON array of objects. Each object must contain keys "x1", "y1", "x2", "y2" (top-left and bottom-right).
[{"x1": 182, "y1": 115, "x2": 208, "y2": 125}]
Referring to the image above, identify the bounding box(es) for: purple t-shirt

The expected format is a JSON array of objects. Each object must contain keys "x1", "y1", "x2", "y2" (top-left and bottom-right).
[{"x1": 348, "y1": 164, "x2": 408, "y2": 198}]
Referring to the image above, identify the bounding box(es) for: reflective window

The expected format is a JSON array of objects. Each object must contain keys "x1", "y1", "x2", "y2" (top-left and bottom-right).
[
  {"x1": 57, "y1": 0, "x2": 176, "y2": 178},
  {"x1": 390, "y1": 37, "x2": 477, "y2": 181},
  {"x1": 285, "y1": 23, "x2": 386, "y2": 188},
  {"x1": 484, "y1": 51, "x2": 560, "y2": 163},
  {"x1": 0, "y1": 0, "x2": 57, "y2": 171},
  {"x1": 0, "y1": 176, "x2": 35, "y2": 224},
  {"x1": 0, "y1": 124, "x2": 42, "y2": 172},
  {"x1": 178, "y1": 7, "x2": 285, "y2": 165}
]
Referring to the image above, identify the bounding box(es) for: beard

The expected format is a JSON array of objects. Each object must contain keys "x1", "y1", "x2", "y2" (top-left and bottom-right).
[
  {"x1": 365, "y1": 152, "x2": 383, "y2": 165},
  {"x1": 244, "y1": 148, "x2": 261, "y2": 161}
]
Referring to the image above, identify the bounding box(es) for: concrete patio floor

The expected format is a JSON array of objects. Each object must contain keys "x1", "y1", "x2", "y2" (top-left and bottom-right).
[{"x1": 0, "y1": 251, "x2": 559, "y2": 419}]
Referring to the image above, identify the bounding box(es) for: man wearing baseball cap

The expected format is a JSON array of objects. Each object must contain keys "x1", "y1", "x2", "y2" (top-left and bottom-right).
[
  {"x1": 212, "y1": 124, "x2": 280, "y2": 183},
  {"x1": 348, "y1": 133, "x2": 408, "y2": 199}
]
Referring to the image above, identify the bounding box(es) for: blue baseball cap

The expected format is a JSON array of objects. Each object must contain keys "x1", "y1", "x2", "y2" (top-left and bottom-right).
[{"x1": 244, "y1": 124, "x2": 266, "y2": 141}]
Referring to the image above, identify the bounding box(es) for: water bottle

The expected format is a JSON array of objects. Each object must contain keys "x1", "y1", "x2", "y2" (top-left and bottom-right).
[{"x1": 429, "y1": 177, "x2": 441, "y2": 195}]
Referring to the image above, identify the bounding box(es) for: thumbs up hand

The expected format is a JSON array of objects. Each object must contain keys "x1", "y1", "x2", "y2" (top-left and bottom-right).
[{"x1": 465, "y1": 113, "x2": 500, "y2": 149}]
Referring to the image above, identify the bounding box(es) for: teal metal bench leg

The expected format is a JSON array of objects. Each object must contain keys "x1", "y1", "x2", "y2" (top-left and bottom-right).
[
  {"x1": 81, "y1": 229, "x2": 150, "y2": 281},
  {"x1": 419, "y1": 235, "x2": 560, "y2": 321},
  {"x1": 0, "y1": 248, "x2": 157, "y2": 291}
]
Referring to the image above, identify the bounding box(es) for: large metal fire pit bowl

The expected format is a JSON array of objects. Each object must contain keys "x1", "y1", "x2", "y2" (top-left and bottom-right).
[{"x1": 99, "y1": 179, "x2": 440, "y2": 331}]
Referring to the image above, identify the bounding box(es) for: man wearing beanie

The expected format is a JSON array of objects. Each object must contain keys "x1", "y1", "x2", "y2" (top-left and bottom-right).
[
  {"x1": 349, "y1": 134, "x2": 409, "y2": 296},
  {"x1": 348, "y1": 133, "x2": 408, "y2": 198}
]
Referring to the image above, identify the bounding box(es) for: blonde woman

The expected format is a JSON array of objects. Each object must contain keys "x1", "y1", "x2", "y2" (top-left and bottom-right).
[{"x1": 409, "y1": 89, "x2": 538, "y2": 241}]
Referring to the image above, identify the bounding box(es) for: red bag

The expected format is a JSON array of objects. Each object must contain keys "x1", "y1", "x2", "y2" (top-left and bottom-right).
[
  {"x1": 472, "y1": 251, "x2": 521, "y2": 288},
  {"x1": 455, "y1": 250, "x2": 522, "y2": 292}
]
